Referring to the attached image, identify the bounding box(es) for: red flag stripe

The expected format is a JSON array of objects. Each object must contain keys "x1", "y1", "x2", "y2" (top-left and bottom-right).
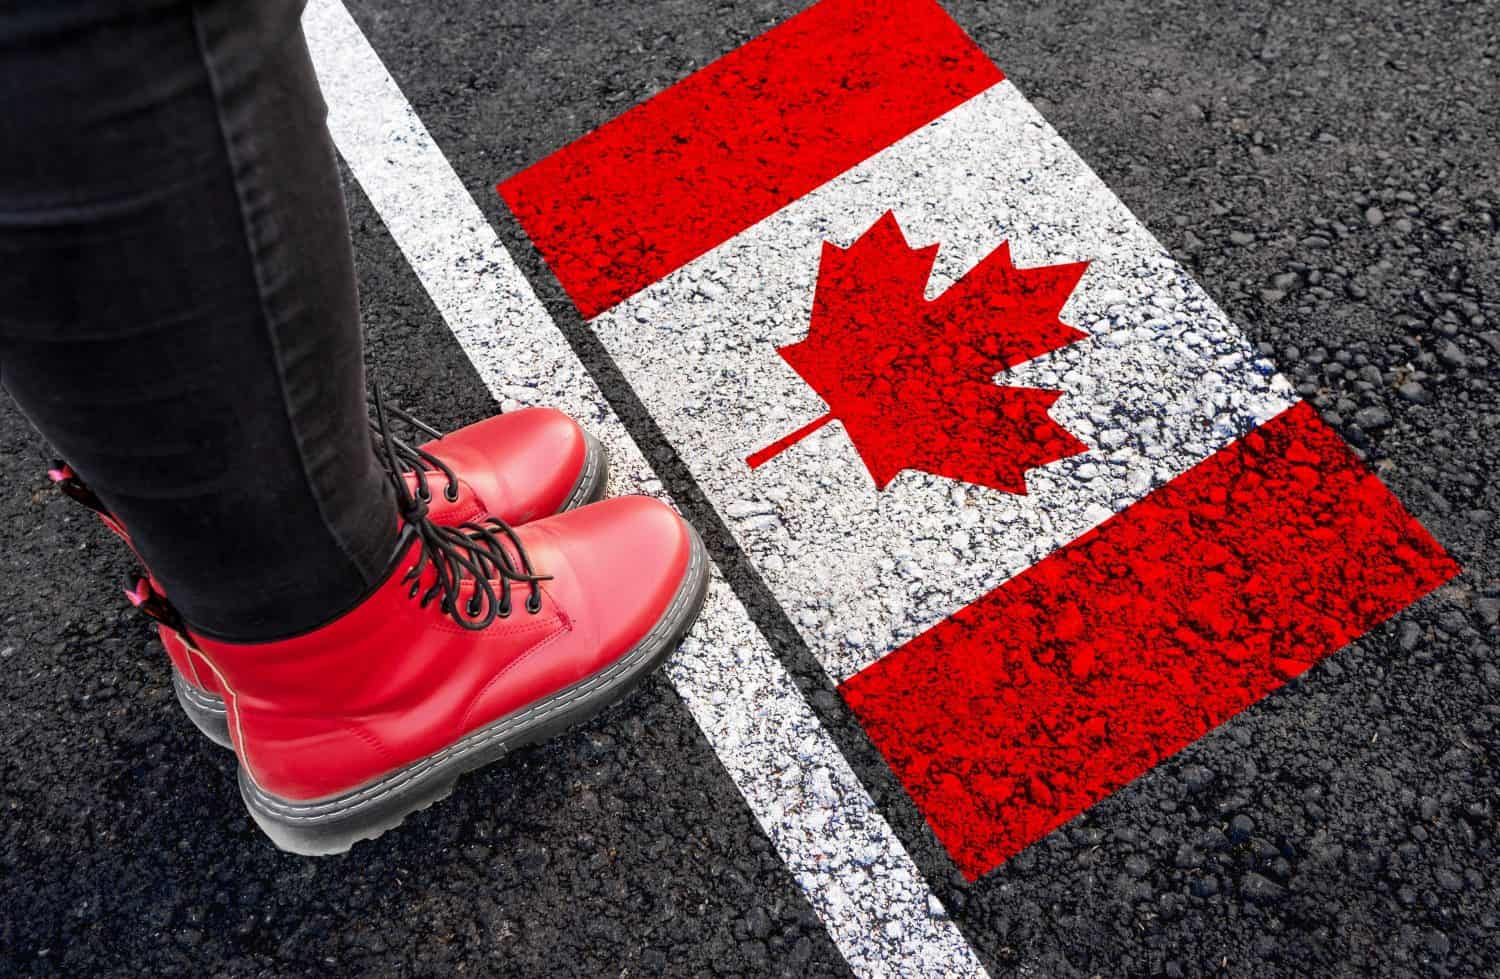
[
  {"x1": 497, "y1": 0, "x2": 1003, "y2": 318},
  {"x1": 840, "y1": 402, "x2": 1458, "y2": 881}
]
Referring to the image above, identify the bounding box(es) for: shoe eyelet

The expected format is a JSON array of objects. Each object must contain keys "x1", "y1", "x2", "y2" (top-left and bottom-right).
[
  {"x1": 417, "y1": 488, "x2": 431, "y2": 503},
  {"x1": 526, "y1": 593, "x2": 543, "y2": 615},
  {"x1": 444, "y1": 483, "x2": 460, "y2": 503}
]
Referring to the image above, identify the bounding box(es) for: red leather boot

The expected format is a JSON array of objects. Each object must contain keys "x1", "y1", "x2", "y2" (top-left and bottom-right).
[
  {"x1": 52, "y1": 401, "x2": 609, "y2": 748},
  {"x1": 175, "y1": 483, "x2": 707, "y2": 854}
]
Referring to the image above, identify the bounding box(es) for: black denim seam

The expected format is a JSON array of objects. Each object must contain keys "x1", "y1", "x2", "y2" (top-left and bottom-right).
[{"x1": 187, "y1": 1, "x2": 379, "y2": 593}]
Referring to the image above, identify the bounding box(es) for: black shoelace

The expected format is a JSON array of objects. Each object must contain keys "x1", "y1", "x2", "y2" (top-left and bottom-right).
[
  {"x1": 366, "y1": 398, "x2": 461, "y2": 505},
  {"x1": 372, "y1": 386, "x2": 549, "y2": 631}
]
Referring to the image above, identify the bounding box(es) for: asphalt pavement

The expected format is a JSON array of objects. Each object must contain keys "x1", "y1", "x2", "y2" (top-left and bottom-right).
[{"x1": 1, "y1": 1, "x2": 1496, "y2": 976}]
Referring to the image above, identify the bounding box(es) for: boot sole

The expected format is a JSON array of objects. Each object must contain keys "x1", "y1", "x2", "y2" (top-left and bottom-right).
[
  {"x1": 171, "y1": 430, "x2": 612, "y2": 752},
  {"x1": 172, "y1": 670, "x2": 235, "y2": 749},
  {"x1": 236, "y1": 525, "x2": 711, "y2": 856},
  {"x1": 561, "y1": 431, "x2": 611, "y2": 510}
]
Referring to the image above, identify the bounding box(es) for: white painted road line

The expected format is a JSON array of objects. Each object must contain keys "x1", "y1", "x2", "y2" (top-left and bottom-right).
[{"x1": 301, "y1": 2, "x2": 990, "y2": 975}]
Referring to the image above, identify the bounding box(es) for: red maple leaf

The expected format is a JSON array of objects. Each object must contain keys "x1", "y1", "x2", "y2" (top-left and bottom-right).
[{"x1": 746, "y1": 211, "x2": 1092, "y2": 493}]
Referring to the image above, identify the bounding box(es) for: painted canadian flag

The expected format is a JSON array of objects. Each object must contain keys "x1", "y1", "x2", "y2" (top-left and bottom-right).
[{"x1": 500, "y1": 0, "x2": 1458, "y2": 879}]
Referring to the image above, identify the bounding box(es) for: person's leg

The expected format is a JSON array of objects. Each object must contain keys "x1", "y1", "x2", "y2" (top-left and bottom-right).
[
  {"x1": 0, "y1": 0, "x2": 711, "y2": 855},
  {"x1": 0, "y1": 0, "x2": 397, "y2": 639}
]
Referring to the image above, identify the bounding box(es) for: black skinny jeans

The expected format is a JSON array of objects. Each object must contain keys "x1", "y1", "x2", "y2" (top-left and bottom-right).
[{"x1": 0, "y1": 0, "x2": 398, "y2": 640}]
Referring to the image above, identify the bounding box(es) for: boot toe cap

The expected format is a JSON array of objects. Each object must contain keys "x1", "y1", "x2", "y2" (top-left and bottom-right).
[
  {"x1": 531, "y1": 496, "x2": 695, "y2": 659},
  {"x1": 429, "y1": 407, "x2": 589, "y2": 523}
]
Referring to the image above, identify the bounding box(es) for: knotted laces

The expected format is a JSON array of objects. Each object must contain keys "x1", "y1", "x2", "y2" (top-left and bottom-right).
[{"x1": 371, "y1": 386, "x2": 549, "y2": 631}]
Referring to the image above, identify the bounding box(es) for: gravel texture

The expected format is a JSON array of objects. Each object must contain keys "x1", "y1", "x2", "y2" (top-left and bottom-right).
[{"x1": 1, "y1": 1, "x2": 1496, "y2": 977}]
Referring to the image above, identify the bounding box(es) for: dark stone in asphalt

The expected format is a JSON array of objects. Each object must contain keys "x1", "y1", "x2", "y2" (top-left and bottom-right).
[
  {"x1": 1398, "y1": 380, "x2": 1431, "y2": 404},
  {"x1": 1435, "y1": 868, "x2": 1465, "y2": 893},
  {"x1": 743, "y1": 907, "x2": 774, "y2": 941},
  {"x1": 1239, "y1": 873, "x2": 1286, "y2": 905},
  {"x1": 1438, "y1": 341, "x2": 1469, "y2": 369},
  {"x1": 1181, "y1": 765, "x2": 1216, "y2": 795}
]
